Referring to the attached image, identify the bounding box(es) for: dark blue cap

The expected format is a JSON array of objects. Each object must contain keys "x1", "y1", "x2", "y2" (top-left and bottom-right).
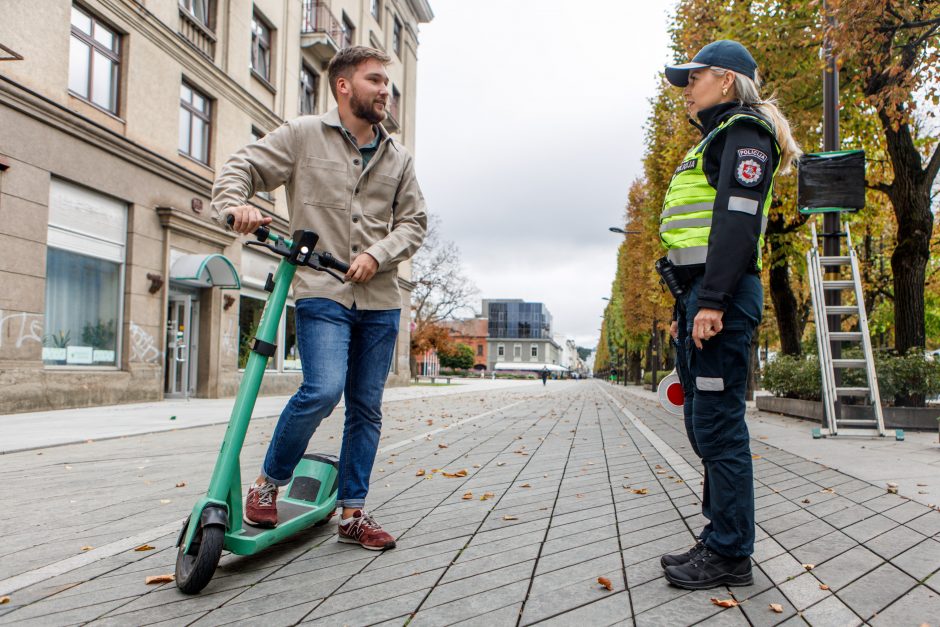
[{"x1": 665, "y1": 40, "x2": 757, "y2": 87}]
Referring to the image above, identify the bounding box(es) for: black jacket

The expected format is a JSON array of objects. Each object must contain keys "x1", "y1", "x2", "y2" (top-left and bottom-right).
[{"x1": 686, "y1": 101, "x2": 778, "y2": 311}]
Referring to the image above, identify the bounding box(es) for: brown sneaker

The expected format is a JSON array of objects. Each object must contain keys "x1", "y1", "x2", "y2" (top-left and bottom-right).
[
  {"x1": 244, "y1": 481, "x2": 278, "y2": 528},
  {"x1": 337, "y1": 510, "x2": 396, "y2": 550}
]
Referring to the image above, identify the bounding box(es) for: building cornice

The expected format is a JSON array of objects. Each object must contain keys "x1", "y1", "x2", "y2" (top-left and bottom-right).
[
  {"x1": 0, "y1": 76, "x2": 216, "y2": 196},
  {"x1": 157, "y1": 206, "x2": 237, "y2": 248},
  {"x1": 405, "y1": 0, "x2": 434, "y2": 23}
]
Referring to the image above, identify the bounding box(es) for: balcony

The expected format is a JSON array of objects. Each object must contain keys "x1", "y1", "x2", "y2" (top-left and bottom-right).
[
  {"x1": 301, "y1": 0, "x2": 349, "y2": 62},
  {"x1": 178, "y1": 8, "x2": 215, "y2": 61}
]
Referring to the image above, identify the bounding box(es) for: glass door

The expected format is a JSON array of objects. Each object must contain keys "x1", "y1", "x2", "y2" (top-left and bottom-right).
[{"x1": 165, "y1": 293, "x2": 198, "y2": 397}]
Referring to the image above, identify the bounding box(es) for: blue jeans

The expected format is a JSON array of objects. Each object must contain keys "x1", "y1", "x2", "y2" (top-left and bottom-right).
[
  {"x1": 261, "y1": 298, "x2": 400, "y2": 510},
  {"x1": 674, "y1": 273, "x2": 762, "y2": 558}
]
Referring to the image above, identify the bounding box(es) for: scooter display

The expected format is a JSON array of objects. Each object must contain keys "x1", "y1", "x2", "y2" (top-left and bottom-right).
[{"x1": 175, "y1": 217, "x2": 349, "y2": 594}]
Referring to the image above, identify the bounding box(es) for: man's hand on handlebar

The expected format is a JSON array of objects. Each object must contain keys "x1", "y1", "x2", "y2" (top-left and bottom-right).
[
  {"x1": 226, "y1": 206, "x2": 272, "y2": 235},
  {"x1": 346, "y1": 253, "x2": 378, "y2": 283}
]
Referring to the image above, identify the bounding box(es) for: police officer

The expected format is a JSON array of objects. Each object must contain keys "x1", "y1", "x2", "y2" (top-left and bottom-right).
[{"x1": 656, "y1": 40, "x2": 801, "y2": 589}]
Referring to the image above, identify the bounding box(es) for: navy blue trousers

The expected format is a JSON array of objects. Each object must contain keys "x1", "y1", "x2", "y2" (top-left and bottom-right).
[{"x1": 674, "y1": 273, "x2": 762, "y2": 558}]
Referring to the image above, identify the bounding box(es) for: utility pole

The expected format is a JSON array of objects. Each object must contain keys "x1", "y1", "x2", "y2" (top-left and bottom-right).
[{"x1": 822, "y1": 0, "x2": 842, "y2": 417}]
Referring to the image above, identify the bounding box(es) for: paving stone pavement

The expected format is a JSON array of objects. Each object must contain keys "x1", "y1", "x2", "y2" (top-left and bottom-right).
[{"x1": 1, "y1": 381, "x2": 938, "y2": 626}]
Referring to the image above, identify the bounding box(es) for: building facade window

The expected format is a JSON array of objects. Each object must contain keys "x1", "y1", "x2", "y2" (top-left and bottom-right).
[
  {"x1": 341, "y1": 13, "x2": 355, "y2": 48},
  {"x1": 477, "y1": 344, "x2": 483, "y2": 356},
  {"x1": 179, "y1": 0, "x2": 212, "y2": 28},
  {"x1": 179, "y1": 81, "x2": 211, "y2": 163},
  {"x1": 299, "y1": 64, "x2": 318, "y2": 115},
  {"x1": 43, "y1": 179, "x2": 126, "y2": 368},
  {"x1": 250, "y1": 10, "x2": 273, "y2": 83},
  {"x1": 531, "y1": 345, "x2": 538, "y2": 359},
  {"x1": 513, "y1": 344, "x2": 522, "y2": 360},
  {"x1": 497, "y1": 344, "x2": 504, "y2": 358},
  {"x1": 371, "y1": 0, "x2": 381, "y2": 23},
  {"x1": 69, "y1": 5, "x2": 120, "y2": 113},
  {"x1": 392, "y1": 16, "x2": 402, "y2": 57},
  {"x1": 390, "y1": 84, "x2": 401, "y2": 123},
  {"x1": 237, "y1": 293, "x2": 299, "y2": 372}
]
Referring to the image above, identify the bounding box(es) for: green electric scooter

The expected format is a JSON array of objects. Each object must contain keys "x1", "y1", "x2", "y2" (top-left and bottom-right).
[{"x1": 174, "y1": 218, "x2": 350, "y2": 594}]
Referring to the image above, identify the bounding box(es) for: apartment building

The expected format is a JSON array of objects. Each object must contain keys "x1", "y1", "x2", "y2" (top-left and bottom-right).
[
  {"x1": 0, "y1": 0, "x2": 433, "y2": 413},
  {"x1": 483, "y1": 299, "x2": 561, "y2": 372}
]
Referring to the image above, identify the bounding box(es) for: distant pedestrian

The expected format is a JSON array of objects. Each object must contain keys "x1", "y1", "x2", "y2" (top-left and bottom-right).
[
  {"x1": 656, "y1": 40, "x2": 801, "y2": 590},
  {"x1": 540, "y1": 368, "x2": 549, "y2": 386}
]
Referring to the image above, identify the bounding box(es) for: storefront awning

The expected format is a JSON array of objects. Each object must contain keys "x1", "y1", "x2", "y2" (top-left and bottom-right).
[
  {"x1": 494, "y1": 362, "x2": 568, "y2": 373},
  {"x1": 170, "y1": 253, "x2": 240, "y2": 289}
]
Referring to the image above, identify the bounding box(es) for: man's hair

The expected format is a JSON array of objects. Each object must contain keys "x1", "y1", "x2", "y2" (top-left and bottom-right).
[{"x1": 327, "y1": 46, "x2": 391, "y2": 99}]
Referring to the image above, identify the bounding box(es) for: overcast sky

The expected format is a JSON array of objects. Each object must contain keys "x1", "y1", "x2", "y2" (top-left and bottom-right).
[{"x1": 414, "y1": 1, "x2": 677, "y2": 349}]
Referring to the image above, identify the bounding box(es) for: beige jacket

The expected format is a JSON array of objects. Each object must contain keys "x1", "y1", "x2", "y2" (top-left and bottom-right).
[{"x1": 211, "y1": 108, "x2": 427, "y2": 310}]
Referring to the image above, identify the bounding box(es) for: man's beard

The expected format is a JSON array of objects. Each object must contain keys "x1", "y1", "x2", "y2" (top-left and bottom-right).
[{"x1": 350, "y1": 90, "x2": 387, "y2": 125}]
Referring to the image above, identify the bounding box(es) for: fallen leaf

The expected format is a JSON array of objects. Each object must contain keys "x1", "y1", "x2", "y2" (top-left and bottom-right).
[
  {"x1": 917, "y1": 483, "x2": 928, "y2": 487},
  {"x1": 426, "y1": 419, "x2": 434, "y2": 425},
  {"x1": 752, "y1": 454, "x2": 762, "y2": 460},
  {"x1": 758, "y1": 435, "x2": 769, "y2": 439},
  {"x1": 134, "y1": 544, "x2": 155, "y2": 552},
  {"x1": 597, "y1": 576, "x2": 613, "y2": 591},
  {"x1": 415, "y1": 469, "x2": 426, "y2": 477},
  {"x1": 502, "y1": 515, "x2": 518, "y2": 521},
  {"x1": 819, "y1": 584, "x2": 829, "y2": 590},
  {"x1": 442, "y1": 469, "x2": 468, "y2": 478},
  {"x1": 462, "y1": 491, "x2": 473, "y2": 500},
  {"x1": 496, "y1": 462, "x2": 506, "y2": 467},
  {"x1": 802, "y1": 564, "x2": 815, "y2": 571},
  {"x1": 802, "y1": 499, "x2": 811, "y2": 504},
  {"x1": 520, "y1": 483, "x2": 531, "y2": 488},
  {"x1": 0, "y1": 597, "x2": 9, "y2": 605},
  {"x1": 769, "y1": 603, "x2": 784, "y2": 613},
  {"x1": 81, "y1": 546, "x2": 93, "y2": 552},
  {"x1": 159, "y1": 499, "x2": 171, "y2": 504},
  {"x1": 145, "y1": 574, "x2": 175, "y2": 585},
  {"x1": 473, "y1": 464, "x2": 481, "y2": 468},
  {"x1": 632, "y1": 488, "x2": 649, "y2": 495},
  {"x1": 175, "y1": 482, "x2": 186, "y2": 488},
  {"x1": 711, "y1": 598, "x2": 739, "y2": 608},
  {"x1": 481, "y1": 492, "x2": 495, "y2": 501},
  {"x1": 438, "y1": 444, "x2": 448, "y2": 449}
]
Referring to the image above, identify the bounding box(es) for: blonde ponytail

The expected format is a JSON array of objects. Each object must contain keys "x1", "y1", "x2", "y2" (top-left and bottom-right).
[{"x1": 710, "y1": 68, "x2": 802, "y2": 174}]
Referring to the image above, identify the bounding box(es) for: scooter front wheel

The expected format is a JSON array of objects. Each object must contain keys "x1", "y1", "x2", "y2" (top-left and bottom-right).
[{"x1": 175, "y1": 520, "x2": 224, "y2": 594}]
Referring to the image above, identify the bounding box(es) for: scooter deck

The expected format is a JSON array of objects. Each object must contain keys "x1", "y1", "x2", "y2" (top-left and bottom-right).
[{"x1": 224, "y1": 453, "x2": 338, "y2": 555}]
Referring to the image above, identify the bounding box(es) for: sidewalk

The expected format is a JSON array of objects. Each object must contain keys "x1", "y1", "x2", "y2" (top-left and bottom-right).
[
  {"x1": 1, "y1": 381, "x2": 938, "y2": 625},
  {"x1": 0, "y1": 378, "x2": 542, "y2": 454}
]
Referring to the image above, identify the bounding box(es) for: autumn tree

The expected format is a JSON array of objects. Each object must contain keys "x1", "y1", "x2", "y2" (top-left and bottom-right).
[
  {"x1": 410, "y1": 215, "x2": 478, "y2": 375},
  {"x1": 826, "y1": 0, "x2": 940, "y2": 355}
]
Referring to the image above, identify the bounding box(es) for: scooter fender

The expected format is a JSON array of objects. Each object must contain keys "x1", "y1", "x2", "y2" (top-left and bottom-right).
[{"x1": 179, "y1": 498, "x2": 228, "y2": 553}]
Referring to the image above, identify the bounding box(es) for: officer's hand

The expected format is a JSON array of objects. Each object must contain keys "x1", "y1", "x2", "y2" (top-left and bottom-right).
[
  {"x1": 692, "y1": 308, "x2": 724, "y2": 349},
  {"x1": 670, "y1": 321, "x2": 679, "y2": 340},
  {"x1": 227, "y1": 205, "x2": 272, "y2": 235},
  {"x1": 346, "y1": 253, "x2": 378, "y2": 283}
]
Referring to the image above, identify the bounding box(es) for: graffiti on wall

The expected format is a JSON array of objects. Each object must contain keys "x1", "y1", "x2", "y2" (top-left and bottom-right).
[
  {"x1": 0, "y1": 310, "x2": 44, "y2": 350},
  {"x1": 222, "y1": 318, "x2": 237, "y2": 357},
  {"x1": 129, "y1": 322, "x2": 162, "y2": 364}
]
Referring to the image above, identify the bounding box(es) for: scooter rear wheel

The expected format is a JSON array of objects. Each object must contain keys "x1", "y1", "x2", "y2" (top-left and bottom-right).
[{"x1": 175, "y1": 520, "x2": 224, "y2": 595}]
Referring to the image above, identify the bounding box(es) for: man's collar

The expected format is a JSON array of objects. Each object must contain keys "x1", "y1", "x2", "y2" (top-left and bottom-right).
[{"x1": 321, "y1": 107, "x2": 397, "y2": 150}]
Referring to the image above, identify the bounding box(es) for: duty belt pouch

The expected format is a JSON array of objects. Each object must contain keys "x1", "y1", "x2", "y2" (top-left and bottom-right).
[{"x1": 656, "y1": 257, "x2": 686, "y2": 299}]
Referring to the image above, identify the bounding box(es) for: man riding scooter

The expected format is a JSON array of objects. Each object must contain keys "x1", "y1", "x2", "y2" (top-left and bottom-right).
[{"x1": 212, "y1": 46, "x2": 427, "y2": 550}]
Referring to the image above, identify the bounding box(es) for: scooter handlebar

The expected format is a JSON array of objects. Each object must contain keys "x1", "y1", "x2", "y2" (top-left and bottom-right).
[
  {"x1": 225, "y1": 214, "x2": 270, "y2": 241},
  {"x1": 316, "y1": 252, "x2": 350, "y2": 275}
]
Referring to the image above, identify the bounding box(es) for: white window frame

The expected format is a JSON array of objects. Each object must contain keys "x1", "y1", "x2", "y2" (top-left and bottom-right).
[
  {"x1": 44, "y1": 179, "x2": 126, "y2": 371},
  {"x1": 497, "y1": 344, "x2": 504, "y2": 358}
]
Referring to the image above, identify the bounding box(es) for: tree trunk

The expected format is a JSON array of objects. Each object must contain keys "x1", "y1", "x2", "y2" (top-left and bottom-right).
[
  {"x1": 767, "y1": 231, "x2": 803, "y2": 356},
  {"x1": 628, "y1": 350, "x2": 642, "y2": 384}
]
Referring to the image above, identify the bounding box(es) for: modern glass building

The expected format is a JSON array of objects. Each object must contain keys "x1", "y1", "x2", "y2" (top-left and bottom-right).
[{"x1": 484, "y1": 299, "x2": 553, "y2": 339}]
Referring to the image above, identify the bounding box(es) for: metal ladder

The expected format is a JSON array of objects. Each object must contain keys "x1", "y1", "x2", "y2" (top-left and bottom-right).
[{"x1": 806, "y1": 220, "x2": 901, "y2": 439}]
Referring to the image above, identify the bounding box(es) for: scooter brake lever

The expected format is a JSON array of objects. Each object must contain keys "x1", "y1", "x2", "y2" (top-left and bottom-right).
[{"x1": 245, "y1": 240, "x2": 290, "y2": 257}]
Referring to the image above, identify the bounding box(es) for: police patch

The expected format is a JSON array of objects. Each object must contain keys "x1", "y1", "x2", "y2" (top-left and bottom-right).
[
  {"x1": 737, "y1": 148, "x2": 767, "y2": 163},
  {"x1": 735, "y1": 158, "x2": 764, "y2": 187},
  {"x1": 674, "y1": 158, "x2": 697, "y2": 176}
]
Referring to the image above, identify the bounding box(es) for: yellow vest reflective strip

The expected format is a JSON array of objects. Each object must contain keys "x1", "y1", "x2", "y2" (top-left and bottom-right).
[{"x1": 659, "y1": 113, "x2": 780, "y2": 270}]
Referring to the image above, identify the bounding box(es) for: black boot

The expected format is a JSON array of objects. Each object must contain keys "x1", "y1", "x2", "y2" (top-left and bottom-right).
[
  {"x1": 660, "y1": 539, "x2": 706, "y2": 569},
  {"x1": 664, "y1": 547, "x2": 752, "y2": 590}
]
